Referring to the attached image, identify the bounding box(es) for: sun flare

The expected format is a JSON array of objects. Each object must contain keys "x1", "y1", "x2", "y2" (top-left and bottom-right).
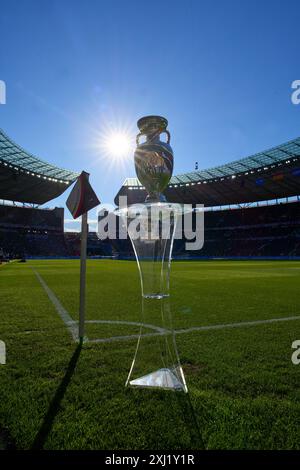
[
  {"x1": 103, "y1": 131, "x2": 133, "y2": 159},
  {"x1": 90, "y1": 119, "x2": 135, "y2": 171}
]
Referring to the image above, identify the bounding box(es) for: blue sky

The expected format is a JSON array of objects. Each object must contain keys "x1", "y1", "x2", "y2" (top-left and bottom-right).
[{"x1": 1, "y1": 0, "x2": 300, "y2": 231}]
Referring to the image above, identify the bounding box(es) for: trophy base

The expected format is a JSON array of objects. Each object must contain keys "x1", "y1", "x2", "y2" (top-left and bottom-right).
[{"x1": 128, "y1": 368, "x2": 186, "y2": 392}]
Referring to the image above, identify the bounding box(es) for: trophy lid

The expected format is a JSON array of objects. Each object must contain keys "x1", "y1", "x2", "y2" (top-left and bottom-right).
[{"x1": 137, "y1": 115, "x2": 168, "y2": 135}]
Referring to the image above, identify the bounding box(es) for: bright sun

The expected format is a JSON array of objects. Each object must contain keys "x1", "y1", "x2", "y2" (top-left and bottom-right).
[
  {"x1": 91, "y1": 121, "x2": 135, "y2": 169},
  {"x1": 104, "y1": 131, "x2": 133, "y2": 158}
]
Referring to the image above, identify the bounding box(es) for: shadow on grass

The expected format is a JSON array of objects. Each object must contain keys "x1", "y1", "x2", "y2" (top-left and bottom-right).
[
  {"x1": 128, "y1": 387, "x2": 205, "y2": 450},
  {"x1": 176, "y1": 393, "x2": 205, "y2": 449},
  {"x1": 31, "y1": 342, "x2": 82, "y2": 450},
  {"x1": 0, "y1": 427, "x2": 16, "y2": 450}
]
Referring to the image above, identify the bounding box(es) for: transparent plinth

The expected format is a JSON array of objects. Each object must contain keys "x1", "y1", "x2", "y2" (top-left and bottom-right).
[{"x1": 116, "y1": 202, "x2": 189, "y2": 393}]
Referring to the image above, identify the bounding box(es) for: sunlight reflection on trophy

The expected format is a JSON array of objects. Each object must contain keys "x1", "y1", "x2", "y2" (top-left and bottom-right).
[{"x1": 134, "y1": 115, "x2": 173, "y2": 202}]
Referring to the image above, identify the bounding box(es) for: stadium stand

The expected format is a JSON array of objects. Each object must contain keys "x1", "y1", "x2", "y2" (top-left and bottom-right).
[
  {"x1": 64, "y1": 232, "x2": 113, "y2": 257},
  {"x1": 107, "y1": 200, "x2": 300, "y2": 259},
  {"x1": 173, "y1": 200, "x2": 300, "y2": 258},
  {"x1": 113, "y1": 135, "x2": 300, "y2": 259},
  {"x1": 0, "y1": 205, "x2": 112, "y2": 258},
  {"x1": 0, "y1": 127, "x2": 299, "y2": 259},
  {"x1": 0, "y1": 128, "x2": 79, "y2": 204},
  {"x1": 0, "y1": 128, "x2": 78, "y2": 259},
  {"x1": 115, "y1": 136, "x2": 300, "y2": 206},
  {"x1": 0, "y1": 205, "x2": 67, "y2": 258}
]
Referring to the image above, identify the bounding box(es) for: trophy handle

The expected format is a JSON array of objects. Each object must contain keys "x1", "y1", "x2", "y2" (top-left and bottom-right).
[
  {"x1": 160, "y1": 130, "x2": 171, "y2": 144},
  {"x1": 136, "y1": 132, "x2": 143, "y2": 145},
  {"x1": 136, "y1": 130, "x2": 170, "y2": 145}
]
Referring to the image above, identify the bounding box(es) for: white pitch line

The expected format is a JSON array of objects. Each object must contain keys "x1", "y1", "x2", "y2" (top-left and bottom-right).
[
  {"x1": 34, "y1": 270, "x2": 78, "y2": 342},
  {"x1": 32, "y1": 269, "x2": 300, "y2": 344},
  {"x1": 89, "y1": 333, "x2": 151, "y2": 344},
  {"x1": 86, "y1": 319, "x2": 166, "y2": 333},
  {"x1": 88, "y1": 314, "x2": 300, "y2": 344},
  {"x1": 86, "y1": 320, "x2": 167, "y2": 344},
  {"x1": 175, "y1": 314, "x2": 300, "y2": 335}
]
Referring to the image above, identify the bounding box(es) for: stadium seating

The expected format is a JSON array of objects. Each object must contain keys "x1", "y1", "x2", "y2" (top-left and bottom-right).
[
  {"x1": 173, "y1": 200, "x2": 300, "y2": 258},
  {"x1": 0, "y1": 200, "x2": 299, "y2": 259},
  {"x1": 0, "y1": 205, "x2": 66, "y2": 258},
  {"x1": 0, "y1": 205, "x2": 113, "y2": 258}
]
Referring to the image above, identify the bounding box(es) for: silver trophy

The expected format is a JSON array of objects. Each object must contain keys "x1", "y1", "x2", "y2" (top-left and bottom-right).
[
  {"x1": 116, "y1": 115, "x2": 188, "y2": 392},
  {"x1": 134, "y1": 115, "x2": 173, "y2": 202}
]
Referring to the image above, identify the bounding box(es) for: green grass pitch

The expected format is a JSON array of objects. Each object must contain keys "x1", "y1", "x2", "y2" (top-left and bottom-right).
[{"x1": 0, "y1": 259, "x2": 300, "y2": 449}]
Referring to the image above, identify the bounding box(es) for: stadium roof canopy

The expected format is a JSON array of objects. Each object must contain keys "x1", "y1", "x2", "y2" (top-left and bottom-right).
[
  {"x1": 115, "y1": 136, "x2": 300, "y2": 206},
  {"x1": 0, "y1": 128, "x2": 79, "y2": 204}
]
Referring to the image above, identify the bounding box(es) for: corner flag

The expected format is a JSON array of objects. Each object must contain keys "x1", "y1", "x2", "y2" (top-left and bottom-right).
[
  {"x1": 66, "y1": 171, "x2": 100, "y2": 343},
  {"x1": 66, "y1": 171, "x2": 100, "y2": 219}
]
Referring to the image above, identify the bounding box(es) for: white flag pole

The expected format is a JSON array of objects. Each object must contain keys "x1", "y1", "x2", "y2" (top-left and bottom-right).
[
  {"x1": 79, "y1": 210, "x2": 88, "y2": 343},
  {"x1": 66, "y1": 171, "x2": 99, "y2": 343}
]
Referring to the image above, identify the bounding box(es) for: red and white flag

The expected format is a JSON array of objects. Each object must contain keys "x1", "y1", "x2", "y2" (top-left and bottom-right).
[{"x1": 66, "y1": 171, "x2": 100, "y2": 219}]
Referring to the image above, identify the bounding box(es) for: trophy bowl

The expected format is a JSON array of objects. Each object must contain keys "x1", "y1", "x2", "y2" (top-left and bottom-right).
[{"x1": 134, "y1": 115, "x2": 173, "y2": 202}]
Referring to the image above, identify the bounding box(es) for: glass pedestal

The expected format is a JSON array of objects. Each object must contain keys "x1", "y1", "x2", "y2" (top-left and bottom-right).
[{"x1": 116, "y1": 202, "x2": 188, "y2": 393}]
